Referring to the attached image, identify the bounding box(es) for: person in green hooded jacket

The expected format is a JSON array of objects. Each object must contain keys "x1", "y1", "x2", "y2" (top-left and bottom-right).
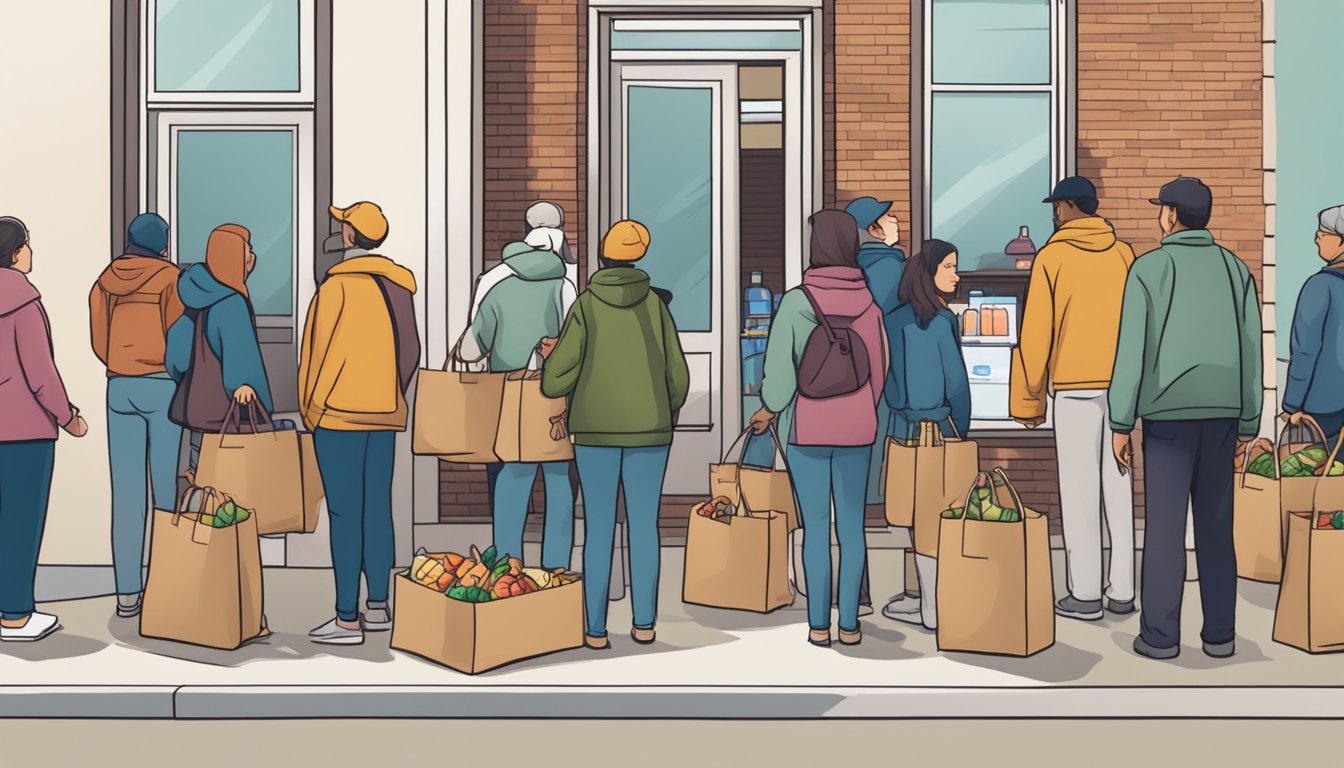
[
  {"x1": 541, "y1": 219, "x2": 689, "y2": 650},
  {"x1": 465, "y1": 240, "x2": 577, "y2": 572}
]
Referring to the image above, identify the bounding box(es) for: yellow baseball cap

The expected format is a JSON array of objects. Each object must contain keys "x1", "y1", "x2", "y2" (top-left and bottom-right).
[{"x1": 329, "y1": 201, "x2": 388, "y2": 242}]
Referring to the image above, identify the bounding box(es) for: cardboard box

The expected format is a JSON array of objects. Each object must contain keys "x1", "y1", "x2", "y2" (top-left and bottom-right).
[{"x1": 390, "y1": 572, "x2": 584, "y2": 674}]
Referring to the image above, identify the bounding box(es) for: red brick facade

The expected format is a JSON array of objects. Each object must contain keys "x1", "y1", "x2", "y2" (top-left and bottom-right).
[{"x1": 443, "y1": 1, "x2": 1263, "y2": 532}]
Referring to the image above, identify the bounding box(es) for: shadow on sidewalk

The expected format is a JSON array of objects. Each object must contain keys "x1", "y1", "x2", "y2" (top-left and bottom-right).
[
  {"x1": 107, "y1": 619, "x2": 396, "y2": 668},
  {"x1": 0, "y1": 632, "x2": 107, "y2": 662},
  {"x1": 942, "y1": 642, "x2": 1105, "y2": 683},
  {"x1": 1108, "y1": 630, "x2": 1272, "y2": 670}
]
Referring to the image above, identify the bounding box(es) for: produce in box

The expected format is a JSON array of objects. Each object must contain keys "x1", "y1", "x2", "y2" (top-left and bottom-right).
[
  {"x1": 409, "y1": 546, "x2": 579, "y2": 603},
  {"x1": 1316, "y1": 511, "x2": 1344, "y2": 530}
]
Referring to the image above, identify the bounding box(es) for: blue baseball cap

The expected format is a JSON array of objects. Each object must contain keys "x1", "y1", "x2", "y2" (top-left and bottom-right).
[
  {"x1": 127, "y1": 213, "x2": 170, "y2": 255},
  {"x1": 1042, "y1": 176, "x2": 1098, "y2": 204},
  {"x1": 844, "y1": 197, "x2": 893, "y2": 231},
  {"x1": 1149, "y1": 177, "x2": 1213, "y2": 221}
]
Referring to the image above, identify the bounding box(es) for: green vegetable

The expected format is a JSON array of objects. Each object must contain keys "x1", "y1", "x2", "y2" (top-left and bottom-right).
[
  {"x1": 448, "y1": 586, "x2": 469, "y2": 601},
  {"x1": 1333, "y1": 512, "x2": 1344, "y2": 530},
  {"x1": 1330, "y1": 462, "x2": 1344, "y2": 478},
  {"x1": 493, "y1": 562, "x2": 511, "y2": 577},
  {"x1": 481, "y1": 545, "x2": 498, "y2": 571},
  {"x1": 942, "y1": 507, "x2": 964, "y2": 520}
]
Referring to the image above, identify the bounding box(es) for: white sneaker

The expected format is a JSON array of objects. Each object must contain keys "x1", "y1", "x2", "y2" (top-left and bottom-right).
[
  {"x1": 0, "y1": 612, "x2": 61, "y2": 642},
  {"x1": 361, "y1": 604, "x2": 392, "y2": 632},
  {"x1": 309, "y1": 617, "x2": 364, "y2": 646},
  {"x1": 882, "y1": 594, "x2": 921, "y2": 618}
]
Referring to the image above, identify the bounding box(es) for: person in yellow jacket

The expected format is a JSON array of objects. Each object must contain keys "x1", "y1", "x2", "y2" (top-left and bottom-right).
[
  {"x1": 300, "y1": 201, "x2": 420, "y2": 646},
  {"x1": 1011, "y1": 176, "x2": 1137, "y2": 622}
]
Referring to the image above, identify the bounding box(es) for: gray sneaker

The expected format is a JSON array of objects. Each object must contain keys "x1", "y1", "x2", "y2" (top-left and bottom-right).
[
  {"x1": 1055, "y1": 596, "x2": 1104, "y2": 621},
  {"x1": 857, "y1": 603, "x2": 874, "y2": 618},
  {"x1": 309, "y1": 618, "x2": 364, "y2": 646},
  {"x1": 1106, "y1": 598, "x2": 1136, "y2": 616},
  {"x1": 362, "y1": 603, "x2": 392, "y2": 632},
  {"x1": 1203, "y1": 638, "x2": 1235, "y2": 658},
  {"x1": 1134, "y1": 635, "x2": 1179, "y2": 660},
  {"x1": 882, "y1": 594, "x2": 921, "y2": 619},
  {"x1": 116, "y1": 593, "x2": 143, "y2": 619}
]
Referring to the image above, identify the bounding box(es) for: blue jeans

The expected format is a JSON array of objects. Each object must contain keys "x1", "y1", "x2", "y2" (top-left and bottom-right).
[
  {"x1": 575, "y1": 444, "x2": 670, "y2": 637},
  {"x1": 313, "y1": 428, "x2": 396, "y2": 622},
  {"x1": 789, "y1": 444, "x2": 871, "y2": 632},
  {"x1": 107, "y1": 375, "x2": 182, "y2": 595},
  {"x1": 493, "y1": 461, "x2": 574, "y2": 569},
  {"x1": 0, "y1": 440, "x2": 56, "y2": 620}
]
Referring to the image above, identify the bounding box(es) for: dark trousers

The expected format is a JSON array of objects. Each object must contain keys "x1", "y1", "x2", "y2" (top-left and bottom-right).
[
  {"x1": 0, "y1": 440, "x2": 56, "y2": 620},
  {"x1": 1140, "y1": 418, "x2": 1238, "y2": 649}
]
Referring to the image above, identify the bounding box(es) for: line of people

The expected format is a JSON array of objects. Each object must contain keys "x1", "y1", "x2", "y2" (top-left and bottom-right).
[{"x1": 1, "y1": 174, "x2": 1340, "y2": 657}]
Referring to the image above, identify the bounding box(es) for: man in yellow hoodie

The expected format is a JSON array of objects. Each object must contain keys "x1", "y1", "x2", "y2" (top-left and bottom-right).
[
  {"x1": 1011, "y1": 177, "x2": 1137, "y2": 622},
  {"x1": 300, "y1": 201, "x2": 420, "y2": 645}
]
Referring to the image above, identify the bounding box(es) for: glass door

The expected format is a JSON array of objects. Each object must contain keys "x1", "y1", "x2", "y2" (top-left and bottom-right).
[{"x1": 609, "y1": 63, "x2": 740, "y2": 495}]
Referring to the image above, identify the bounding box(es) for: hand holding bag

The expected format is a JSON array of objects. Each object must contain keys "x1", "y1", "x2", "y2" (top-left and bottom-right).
[{"x1": 710, "y1": 426, "x2": 798, "y2": 533}]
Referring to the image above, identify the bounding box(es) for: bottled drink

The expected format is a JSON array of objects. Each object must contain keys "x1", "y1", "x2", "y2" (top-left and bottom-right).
[
  {"x1": 744, "y1": 271, "x2": 773, "y2": 324},
  {"x1": 1006, "y1": 226, "x2": 1038, "y2": 270}
]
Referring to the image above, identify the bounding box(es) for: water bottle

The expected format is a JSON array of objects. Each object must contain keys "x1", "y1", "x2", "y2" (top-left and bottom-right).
[{"x1": 744, "y1": 271, "x2": 773, "y2": 327}]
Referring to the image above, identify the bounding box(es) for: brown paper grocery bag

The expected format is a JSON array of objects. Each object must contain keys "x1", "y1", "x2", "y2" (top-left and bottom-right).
[
  {"x1": 937, "y1": 469, "x2": 1054, "y2": 657},
  {"x1": 299, "y1": 431, "x2": 324, "y2": 534},
  {"x1": 412, "y1": 339, "x2": 506, "y2": 463},
  {"x1": 1234, "y1": 437, "x2": 1283, "y2": 583},
  {"x1": 140, "y1": 488, "x2": 264, "y2": 650},
  {"x1": 709, "y1": 427, "x2": 798, "y2": 533},
  {"x1": 1273, "y1": 512, "x2": 1344, "y2": 654},
  {"x1": 494, "y1": 370, "x2": 573, "y2": 463},
  {"x1": 1278, "y1": 417, "x2": 1344, "y2": 538},
  {"x1": 682, "y1": 497, "x2": 792, "y2": 614},
  {"x1": 196, "y1": 403, "x2": 305, "y2": 535},
  {"x1": 884, "y1": 420, "x2": 978, "y2": 559}
]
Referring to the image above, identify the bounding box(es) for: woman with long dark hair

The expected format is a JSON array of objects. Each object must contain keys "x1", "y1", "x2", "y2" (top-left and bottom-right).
[
  {"x1": 0, "y1": 216, "x2": 88, "y2": 641},
  {"x1": 884, "y1": 238, "x2": 971, "y2": 632},
  {"x1": 751, "y1": 209, "x2": 886, "y2": 648}
]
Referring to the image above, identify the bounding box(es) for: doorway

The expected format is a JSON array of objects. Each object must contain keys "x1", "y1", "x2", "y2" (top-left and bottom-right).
[{"x1": 592, "y1": 12, "x2": 818, "y2": 500}]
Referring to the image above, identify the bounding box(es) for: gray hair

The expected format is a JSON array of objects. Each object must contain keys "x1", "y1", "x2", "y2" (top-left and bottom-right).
[
  {"x1": 525, "y1": 201, "x2": 564, "y2": 231},
  {"x1": 1319, "y1": 205, "x2": 1344, "y2": 236}
]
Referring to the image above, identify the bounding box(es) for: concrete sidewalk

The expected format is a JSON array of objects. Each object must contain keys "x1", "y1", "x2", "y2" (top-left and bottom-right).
[{"x1": 3, "y1": 549, "x2": 1341, "y2": 719}]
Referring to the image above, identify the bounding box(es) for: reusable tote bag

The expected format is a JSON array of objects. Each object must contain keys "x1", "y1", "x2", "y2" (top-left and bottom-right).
[
  {"x1": 710, "y1": 427, "x2": 799, "y2": 533},
  {"x1": 937, "y1": 469, "x2": 1055, "y2": 657},
  {"x1": 140, "y1": 486, "x2": 265, "y2": 650},
  {"x1": 884, "y1": 420, "x2": 979, "y2": 557},
  {"x1": 195, "y1": 402, "x2": 305, "y2": 536},
  {"x1": 1234, "y1": 437, "x2": 1283, "y2": 582},
  {"x1": 494, "y1": 282, "x2": 573, "y2": 463},
  {"x1": 412, "y1": 335, "x2": 506, "y2": 463}
]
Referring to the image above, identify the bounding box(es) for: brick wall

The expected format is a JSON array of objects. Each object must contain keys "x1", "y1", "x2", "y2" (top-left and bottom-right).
[
  {"x1": 443, "y1": 0, "x2": 587, "y2": 521},
  {"x1": 828, "y1": 1, "x2": 913, "y2": 237},
  {"x1": 1077, "y1": 0, "x2": 1264, "y2": 279}
]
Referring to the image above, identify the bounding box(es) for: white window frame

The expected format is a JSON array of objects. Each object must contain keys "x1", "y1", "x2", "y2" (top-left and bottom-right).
[
  {"x1": 156, "y1": 111, "x2": 315, "y2": 325},
  {"x1": 920, "y1": 0, "x2": 1073, "y2": 242},
  {"x1": 143, "y1": 0, "x2": 315, "y2": 105}
]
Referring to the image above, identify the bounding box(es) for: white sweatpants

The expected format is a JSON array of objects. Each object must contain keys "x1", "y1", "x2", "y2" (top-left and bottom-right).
[{"x1": 1053, "y1": 390, "x2": 1136, "y2": 603}]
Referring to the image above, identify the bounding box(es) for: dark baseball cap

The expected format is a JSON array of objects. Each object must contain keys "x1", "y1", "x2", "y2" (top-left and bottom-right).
[
  {"x1": 1150, "y1": 177, "x2": 1212, "y2": 220},
  {"x1": 1042, "y1": 176, "x2": 1097, "y2": 204}
]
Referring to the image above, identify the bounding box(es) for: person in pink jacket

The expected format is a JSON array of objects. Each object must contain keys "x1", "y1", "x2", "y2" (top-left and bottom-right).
[
  {"x1": 751, "y1": 209, "x2": 886, "y2": 648},
  {"x1": 0, "y1": 217, "x2": 88, "y2": 642}
]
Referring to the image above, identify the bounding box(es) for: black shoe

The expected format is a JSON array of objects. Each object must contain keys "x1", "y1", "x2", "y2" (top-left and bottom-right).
[
  {"x1": 1055, "y1": 596, "x2": 1103, "y2": 621},
  {"x1": 1203, "y1": 639, "x2": 1235, "y2": 658},
  {"x1": 1133, "y1": 635, "x2": 1180, "y2": 660}
]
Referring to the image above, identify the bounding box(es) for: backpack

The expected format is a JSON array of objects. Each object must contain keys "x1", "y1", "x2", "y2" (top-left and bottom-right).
[
  {"x1": 168, "y1": 307, "x2": 233, "y2": 432},
  {"x1": 796, "y1": 286, "x2": 871, "y2": 399}
]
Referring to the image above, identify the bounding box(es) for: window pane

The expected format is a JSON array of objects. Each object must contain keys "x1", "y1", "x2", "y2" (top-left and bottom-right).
[
  {"x1": 932, "y1": 0, "x2": 1051, "y2": 85},
  {"x1": 156, "y1": 0, "x2": 300, "y2": 92},
  {"x1": 931, "y1": 93, "x2": 1052, "y2": 272},
  {"x1": 176, "y1": 130, "x2": 294, "y2": 315},
  {"x1": 627, "y1": 86, "x2": 713, "y2": 332}
]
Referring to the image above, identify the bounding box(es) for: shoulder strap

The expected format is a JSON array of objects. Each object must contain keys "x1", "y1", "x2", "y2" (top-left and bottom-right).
[
  {"x1": 799, "y1": 286, "x2": 839, "y2": 341},
  {"x1": 372, "y1": 275, "x2": 403, "y2": 381}
]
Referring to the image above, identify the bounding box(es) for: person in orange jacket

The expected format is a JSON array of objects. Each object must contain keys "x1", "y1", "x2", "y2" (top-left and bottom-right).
[
  {"x1": 300, "y1": 202, "x2": 420, "y2": 646},
  {"x1": 1011, "y1": 177, "x2": 1137, "y2": 622}
]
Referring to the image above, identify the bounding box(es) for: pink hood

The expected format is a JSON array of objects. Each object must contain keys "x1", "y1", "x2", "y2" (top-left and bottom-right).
[
  {"x1": 0, "y1": 268, "x2": 74, "y2": 441},
  {"x1": 793, "y1": 266, "x2": 886, "y2": 447}
]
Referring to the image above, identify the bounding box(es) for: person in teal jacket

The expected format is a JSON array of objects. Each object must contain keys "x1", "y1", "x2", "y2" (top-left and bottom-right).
[
  {"x1": 542, "y1": 219, "x2": 689, "y2": 649},
  {"x1": 165, "y1": 224, "x2": 273, "y2": 471},
  {"x1": 882, "y1": 239, "x2": 969, "y2": 632},
  {"x1": 1282, "y1": 204, "x2": 1344, "y2": 440},
  {"x1": 845, "y1": 196, "x2": 906, "y2": 619},
  {"x1": 467, "y1": 240, "x2": 577, "y2": 571}
]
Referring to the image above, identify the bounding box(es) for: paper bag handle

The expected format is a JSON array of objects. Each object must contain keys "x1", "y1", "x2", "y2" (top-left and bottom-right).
[
  {"x1": 1275, "y1": 414, "x2": 1329, "y2": 469},
  {"x1": 1312, "y1": 427, "x2": 1344, "y2": 495},
  {"x1": 1238, "y1": 437, "x2": 1277, "y2": 486},
  {"x1": 722, "y1": 426, "x2": 788, "y2": 472}
]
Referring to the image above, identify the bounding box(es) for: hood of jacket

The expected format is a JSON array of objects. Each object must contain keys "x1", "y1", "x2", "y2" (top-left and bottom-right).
[
  {"x1": 1046, "y1": 217, "x2": 1119, "y2": 253},
  {"x1": 802, "y1": 266, "x2": 875, "y2": 318},
  {"x1": 177, "y1": 263, "x2": 241, "y2": 311},
  {"x1": 856, "y1": 242, "x2": 905, "y2": 270},
  {"x1": 97, "y1": 255, "x2": 177, "y2": 297},
  {"x1": 501, "y1": 242, "x2": 566, "y2": 281},
  {"x1": 0, "y1": 267, "x2": 40, "y2": 317},
  {"x1": 589, "y1": 267, "x2": 651, "y2": 308},
  {"x1": 326, "y1": 255, "x2": 418, "y2": 294}
]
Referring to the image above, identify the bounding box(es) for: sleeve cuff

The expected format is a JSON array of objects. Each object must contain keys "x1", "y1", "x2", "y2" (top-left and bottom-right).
[{"x1": 1109, "y1": 422, "x2": 1134, "y2": 435}]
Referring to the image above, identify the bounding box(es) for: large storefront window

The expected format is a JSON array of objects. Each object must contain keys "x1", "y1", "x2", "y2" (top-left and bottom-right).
[
  {"x1": 924, "y1": 0, "x2": 1071, "y2": 271},
  {"x1": 155, "y1": 0, "x2": 301, "y2": 93}
]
